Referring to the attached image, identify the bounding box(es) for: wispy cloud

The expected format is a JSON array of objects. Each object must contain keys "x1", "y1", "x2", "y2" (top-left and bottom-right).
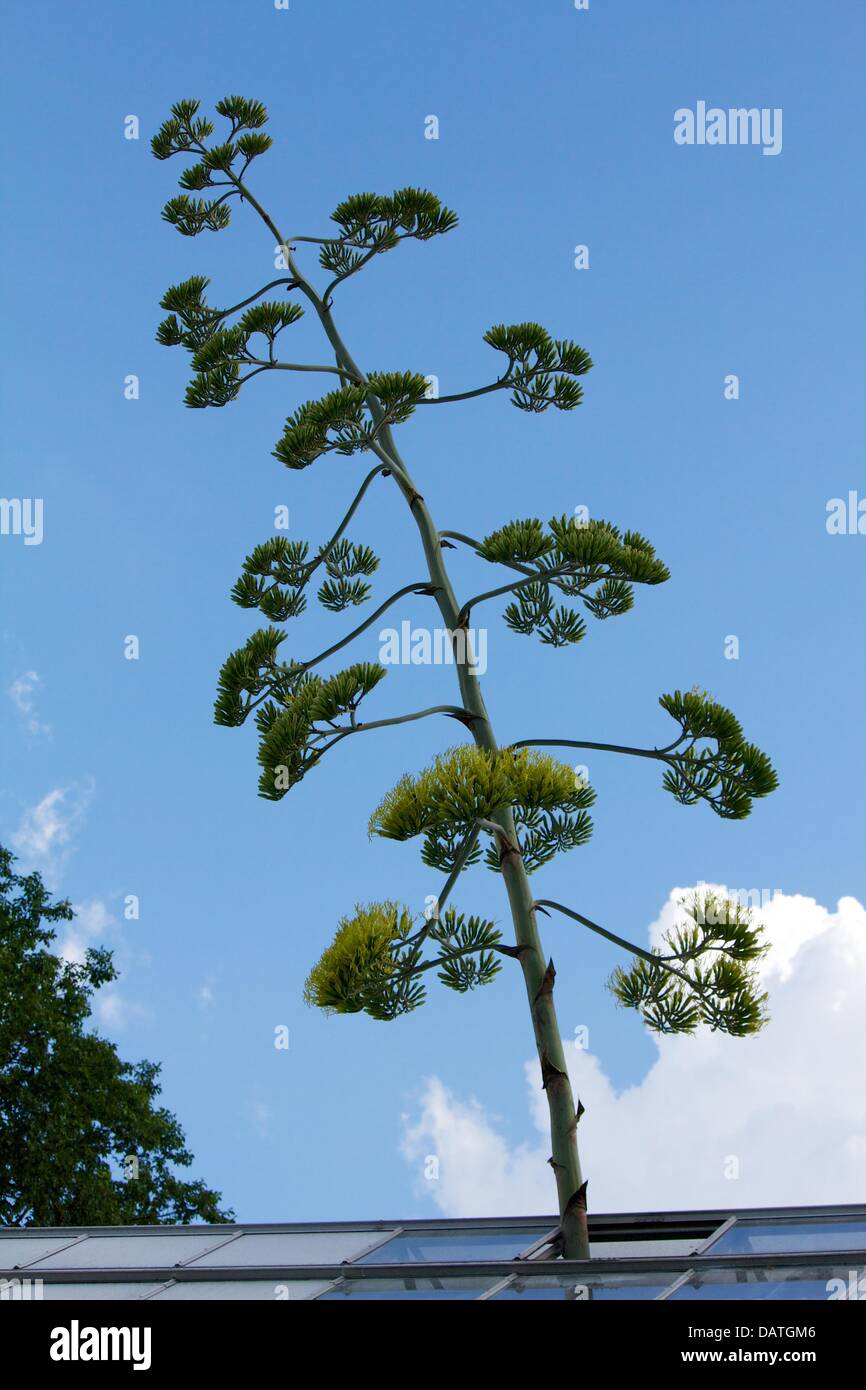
[
  {"x1": 198, "y1": 978, "x2": 216, "y2": 1010},
  {"x1": 61, "y1": 897, "x2": 116, "y2": 965},
  {"x1": 8, "y1": 786, "x2": 145, "y2": 1032},
  {"x1": 63, "y1": 901, "x2": 147, "y2": 1033},
  {"x1": 249, "y1": 1100, "x2": 272, "y2": 1140},
  {"x1": 93, "y1": 989, "x2": 147, "y2": 1032},
  {"x1": 10, "y1": 781, "x2": 94, "y2": 885},
  {"x1": 8, "y1": 669, "x2": 51, "y2": 736}
]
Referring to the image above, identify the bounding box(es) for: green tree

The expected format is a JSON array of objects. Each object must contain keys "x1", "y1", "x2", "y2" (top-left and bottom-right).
[
  {"x1": 0, "y1": 847, "x2": 231, "y2": 1226},
  {"x1": 152, "y1": 97, "x2": 777, "y2": 1258}
]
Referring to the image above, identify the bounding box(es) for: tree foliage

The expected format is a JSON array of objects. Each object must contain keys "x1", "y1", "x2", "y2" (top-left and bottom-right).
[
  {"x1": 0, "y1": 848, "x2": 231, "y2": 1226},
  {"x1": 658, "y1": 688, "x2": 779, "y2": 819},
  {"x1": 304, "y1": 902, "x2": 504, "y2": 1020},
  {"x1": 609, "y1": 891, "x2": 769, "y2": 1035},
  {"x1": 475, "y1": 516, "x2": 669, "y2": 647},
  {"x1": 369, "y1": 745, "x2": 596, "y2": 876},
  {"x1": 483, "y1": 323, "x2": 593, "y2": 412}
]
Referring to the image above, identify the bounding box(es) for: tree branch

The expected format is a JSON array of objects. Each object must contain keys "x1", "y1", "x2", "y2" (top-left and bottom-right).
[
  {"x1": 315, "y1": 704, "x2": 477, "y2": 757},
  {"x1": 533, "y1": 900, "x2": 694, "y2": 985},
  {"x1": 287, "y1": 234, "x2": 372, "y2": 250},
  {"x1": 305, "y1": 463, "x2": 390, "y2": 579},
  {"x1": 428, "y1": 823, "x2": 482, "y2": 923},
  {"x1": 439, "y1": 530, "x2": 539, "y2": 578},
  {"x1": 511, "y1": 736, "x2": 685, "y2": 763},
  {"x1": 321, "y1": 230, "x2": 425, "y2": 307},
  {"x1": 218, "y1": 278, "x2": 300, "y2": 318},
  {"x1": 295, "y1": 580, "x2": 440, "y2": 675},
  {"x1": 457, "y1": 565, "x2": 576, "y2": 625},
  {"x1": 322, "y1": 245, "x2": 382, "y2": 307},
  {"x1": 417, "y1": 376, "x2": 512, "y2": 406},
  {"x1": 215, "y1": 170, "x2": 420, "y2": 506},
  {"x1": 244, "y1": 357, "x2": 364, "y2": 381},
  {"x1": 439, "y1": 530, "x2": 481, "y2": 550},
  {"x1": 400, "y1": 942, "x2": 517, "y2": 981}
]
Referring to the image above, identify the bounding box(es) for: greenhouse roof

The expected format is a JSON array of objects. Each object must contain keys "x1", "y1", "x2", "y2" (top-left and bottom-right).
[{"x1": 2, "y1": 1202, "x2": 865, "y2": 1301}]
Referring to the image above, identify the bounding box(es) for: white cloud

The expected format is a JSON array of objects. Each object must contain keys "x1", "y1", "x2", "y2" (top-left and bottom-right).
[
  {"x1": 57, "y1": 899, "x2": 143, "y2": 1031},
  {"x1": 8, "y1": 670, "x2": 51, "y2": 736},
  {"x1": 401, "y1": 1080, "x2": 546, "y2": 1217},
  {"x1": 401, "y1": 887, "x2": 866, "y2": 1215},
  {"x1": 9, "y1": 669, "x2": 38, "y2": 713},
  {"x1": 92, "y1": 989, "x2": 147, "y2": 1033},
  {"x1": 250, "y1": 1101, "x2": 272, "y2": 1139},
  {"x1": 8, "y1": 788, "x2": 144, "y2": 1033},
  {"x1": 61, "y1": 898, "x2": 117, "y2": 965},
  {"x1": 39, "y1": 895, "x2": 143, "y2": 1034},
  {"x1": 198, "y1": 979, "x2": 216, "y2": 1009},
  {"x1": 10, "y1": 781, "x2": 94, "y2": 883},
  {"x1": 94, "y1": 991, "x2": 128, "y2": 1029},
  {"x1": 73, "y1": 899, "x2": 115, "y2": 936}
]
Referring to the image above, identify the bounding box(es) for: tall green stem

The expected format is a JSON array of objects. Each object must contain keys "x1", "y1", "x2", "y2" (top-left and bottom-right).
[{"x1": 369, "y1": 426, "x2": 589, "y2": 1260}]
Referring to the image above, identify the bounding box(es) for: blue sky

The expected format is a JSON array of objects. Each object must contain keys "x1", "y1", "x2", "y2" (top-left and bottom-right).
[{"x1": 2, "y1": 0, "x2": 864, "y2": 1222}]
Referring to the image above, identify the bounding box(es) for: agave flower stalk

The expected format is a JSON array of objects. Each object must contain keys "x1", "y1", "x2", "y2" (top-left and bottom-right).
[{"x1": 152, "y1": 97, "x2": 778, "y2": 1260}]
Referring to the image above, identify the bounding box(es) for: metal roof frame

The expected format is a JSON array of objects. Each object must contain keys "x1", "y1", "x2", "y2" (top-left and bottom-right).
[
  {"x1": 6, "y1": 1199, "x2": 864, "y2": 1243},
  {"x1": 4, "y1": 1249, "x2": 865, "y2": 1286},
  {"x1": 2, "y1": 1203, "x2": 863, "y2": 1301}
]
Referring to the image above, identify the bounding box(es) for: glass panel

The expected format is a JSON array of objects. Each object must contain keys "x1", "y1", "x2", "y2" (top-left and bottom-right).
[
  {"x1": 30, "y1": 1233, "x2": 231, "y2": 1270},
  {"x1": 151, "y1": 1279, "x2": 330, "y2": 1300},
  {"x1": 492, "y1": 1274, "x2": 666, "y2": 1300},
  {"x1": 0, "y1": 1236, "x2": 85, "y2": 1269},
  {"x1": 358, "y1": 1229, "x2": 550, "y2": 1264},
  {"x1": 705, "y1": 1220, "x2": 866, "y2": 1256},
  {"x1": 319, "y1": 1277, "x2": 494, "y2": 1299},
  {"x1": 670, "y1": 1263, "x2": 866, "y2": 1301},
  {"x1": 590, "y1": 1238, "x2": 702, "y2": 1258},
  {"x1": 187, "y1": 1230, "x2": 391, "y2": 1267}
]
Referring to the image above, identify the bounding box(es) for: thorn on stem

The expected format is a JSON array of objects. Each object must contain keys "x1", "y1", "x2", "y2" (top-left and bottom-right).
[
  {"x1": 539, "y1": 1046, "x2": 567, "y2": 1091},
  {"x1": 565, "y1": 1180, "x2": 589, "y2": 1219},
  {"x1": 535, "y1": 959, "x2": 556, "y2": 1001},
  {"x1": 446, "y1": 710, "x2": 481, "y2": 728}
]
